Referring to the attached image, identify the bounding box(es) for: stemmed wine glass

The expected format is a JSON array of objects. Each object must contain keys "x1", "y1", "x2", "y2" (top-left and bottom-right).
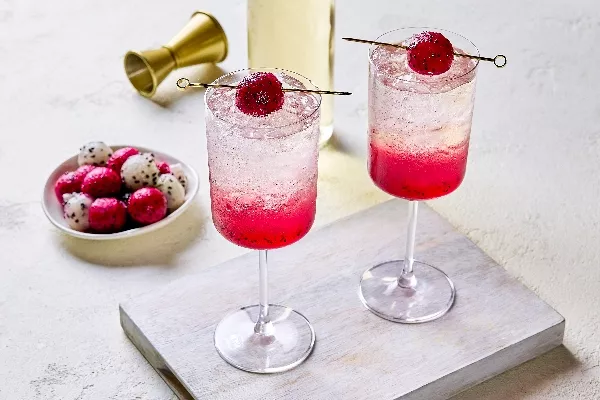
[
  {"x1": 205, "y1": 68, "x2": 321, "y2": 372},
  {"x1": 359, "y1": 28, "x2": 479, "y2": 323}
]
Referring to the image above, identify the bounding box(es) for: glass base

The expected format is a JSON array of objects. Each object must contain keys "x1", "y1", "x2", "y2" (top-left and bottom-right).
[
  {"x1": 359, "y1": 260, "x2": 456, "y2": 323},
  {"x1": 214, "y1": 304, "x2": 316, "y2": 373}
]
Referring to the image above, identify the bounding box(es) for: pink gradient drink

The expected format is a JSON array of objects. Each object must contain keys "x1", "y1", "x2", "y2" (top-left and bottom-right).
[
  {"x1": 369, "y1": 137, "x2": 468, "y2": 200},
  {"x1": 368, "y1": 39, "x2": 477, "y2": 200},
  {"x1": 206, "y1": 72, "x2": 320, "y2": 251},
  {"x1": 360, "y1": 28, "x2": 480, "y2": 324},
  {"x1": 206, "y1": 69, "x2": 321, "y2": 374},
  {"x1": 211, "y1": 186, "x2": 316, "y2": 249}
]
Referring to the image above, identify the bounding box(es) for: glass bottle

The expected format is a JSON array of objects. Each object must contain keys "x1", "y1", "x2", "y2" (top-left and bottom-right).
[{"x1": 248, "y1": 0, "x2": 335, "y2": 147}]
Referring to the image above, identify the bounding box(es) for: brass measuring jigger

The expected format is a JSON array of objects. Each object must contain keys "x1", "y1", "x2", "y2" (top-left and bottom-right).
[{"x1": 125, "y1": 11, "x2": 228, "y2": 97}]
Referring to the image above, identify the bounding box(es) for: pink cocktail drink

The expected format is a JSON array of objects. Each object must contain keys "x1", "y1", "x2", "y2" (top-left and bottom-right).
[
  {"x1": 206, "y1": 69, "x2": 321, "y2": 373},
  {"x1": 369, "y1": 136, "x2": 468, "y2": 200},
  {"x1": 211, "y1": 186, "x2": 316, "y2": 250},
  {"x1": 206, "y1": 72, "x2": 320, "y2": 251},
  {"x1": 360, "y1": 28, "x2": 480, "y2": 324},
  {"x1": 368, "y1": 39, "x2": 477, "y2": 200}
]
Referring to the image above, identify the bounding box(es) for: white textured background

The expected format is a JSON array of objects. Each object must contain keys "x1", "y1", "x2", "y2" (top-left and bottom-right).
[{"x1": 0, "y1": 0, "x2": 598, "y2": 398}]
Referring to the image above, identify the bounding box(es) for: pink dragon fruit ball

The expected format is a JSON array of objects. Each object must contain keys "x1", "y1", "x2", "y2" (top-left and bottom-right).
[
  {"x1": 54, "y1": 165, "x2": 96, "y2": 202},
  {"x1": 81, "y1": 167, "x2": 121, "y2": 198},
  {"x1": 73, "y1": 165, "x2": 96, "y2": 181},
  {"x1": 88, "y1": 198, "x2": 127, "y2": 233},
  {"x1": 127, "y1": 187, "x2": 167, "y2": 225},
  {"x1": 107, "y1": 147, "x2": 140, "y2": 173},
  {"x1": 156, "y1": 160, "x2": 171, "y2": 174},
  {"x1": 55, "y1": 172, "x2": 81, "y2": 202}
]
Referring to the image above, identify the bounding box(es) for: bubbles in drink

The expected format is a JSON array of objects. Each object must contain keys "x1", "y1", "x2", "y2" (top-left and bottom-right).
[{"x1": 206, "y1": 71, "x2": 320, "y2": 249}]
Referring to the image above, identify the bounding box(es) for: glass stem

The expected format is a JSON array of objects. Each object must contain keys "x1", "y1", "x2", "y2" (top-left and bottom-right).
[
  {"x1": 254, "y1": 250, "x2": 273, "y2": 335},
  {"x1": 399, "y1": 201, "x2": 418, "y2": 288}
]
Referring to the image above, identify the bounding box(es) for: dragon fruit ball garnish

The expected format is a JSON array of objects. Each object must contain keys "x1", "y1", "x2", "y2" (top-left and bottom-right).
[
  {"x1": 176, "y1": 73, "x2": 352, "y2": 117},
  {"x1": 343, "y1": 33, "x2": 507, "y2": 73}
]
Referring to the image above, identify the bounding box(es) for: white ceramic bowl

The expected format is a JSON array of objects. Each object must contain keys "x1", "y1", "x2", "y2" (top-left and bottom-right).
[{"x1": 42, "y1": 145, "x2": 199, "y2": 240}]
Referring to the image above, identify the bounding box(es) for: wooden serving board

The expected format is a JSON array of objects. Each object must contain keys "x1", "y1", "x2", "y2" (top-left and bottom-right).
[{"x1": 120, "y1": 200, "x2": 564, "y2": 400}]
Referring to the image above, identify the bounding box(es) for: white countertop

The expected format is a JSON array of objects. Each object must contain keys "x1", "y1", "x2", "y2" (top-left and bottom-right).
[{"x1": 1, "y1": 0, "x2": 599, "y2": 399}]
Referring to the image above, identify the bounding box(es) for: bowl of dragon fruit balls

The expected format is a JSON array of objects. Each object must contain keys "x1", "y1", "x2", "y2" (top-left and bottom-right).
[{"x1": 42, "y1": 141, "x2": 199, "y2": 240}]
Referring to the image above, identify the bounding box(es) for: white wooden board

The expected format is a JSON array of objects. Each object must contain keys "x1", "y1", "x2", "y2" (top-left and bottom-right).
[{"x1": 120, "y1": 199, "x2": 564, "y2": 400}]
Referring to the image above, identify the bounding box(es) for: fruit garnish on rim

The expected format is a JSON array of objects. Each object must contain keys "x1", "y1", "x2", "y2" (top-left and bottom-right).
[
  {"x1": 343, "y1": 35, "x2": 507, "y2": 72},
  {"x1": 407, "y1": 31, "x2": 454, "y2": 75},
  {"x1": 176, "y1": 74, "x2": 352, "y2": 117},
  {"x1": 235, "y1": 72, "x2": 285, "y2": 117}
]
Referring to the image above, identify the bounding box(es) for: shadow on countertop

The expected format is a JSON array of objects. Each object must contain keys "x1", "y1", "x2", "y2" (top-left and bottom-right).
[
  {"x1": 451, "y1": 345, "x2": 579, "y2": 400},
  {"x1": 325, "y1": 131, "x2": 356, "y2": 157},
  {"x1": 58, "y1": 201, "x2": 208, "y2": 267}
]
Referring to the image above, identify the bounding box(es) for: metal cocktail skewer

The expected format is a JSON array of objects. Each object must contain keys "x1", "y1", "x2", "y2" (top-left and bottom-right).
[
  {"x1": 342, "y1": 37, "x2": 507, "y2": 68},
  {"x1": 176, "y1": 78, "x2": 352, "y2": 95}
]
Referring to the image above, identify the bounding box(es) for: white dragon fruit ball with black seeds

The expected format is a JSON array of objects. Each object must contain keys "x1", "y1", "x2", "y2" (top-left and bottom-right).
[
  {"x1": 169, "y1": 163, "x2": 188, "y2": 192},
  {"x1": 156, "y1": 174, "x2": 186, "y2": 212},
  {"x1": 121, "y1": 153, "x2": 160, "y2": 191},
  {"x1": 63, "y1": 193, "x2": 93, "y2": 231},
  {"x1": 78, "y1": 141, "x2": 113, "y2": 166}
]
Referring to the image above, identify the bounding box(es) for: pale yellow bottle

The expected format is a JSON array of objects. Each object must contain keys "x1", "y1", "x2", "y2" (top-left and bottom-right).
[{"x1": 248, "y1": 0, "x2": 335, "y2": 147}]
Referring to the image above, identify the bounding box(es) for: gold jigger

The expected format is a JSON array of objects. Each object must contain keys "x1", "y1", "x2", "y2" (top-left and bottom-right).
[{"x1": 125, "y1": 11, "x2": 228, "y2": 97}]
